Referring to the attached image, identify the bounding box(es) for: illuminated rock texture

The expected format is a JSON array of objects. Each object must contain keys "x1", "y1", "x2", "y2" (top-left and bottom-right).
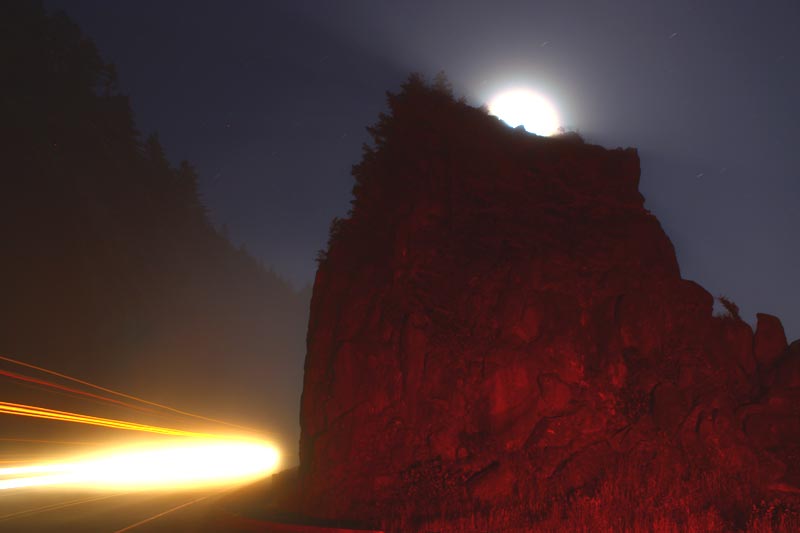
[{"x1": 297, "y1": 77, "x2": 800, "y2": 531}]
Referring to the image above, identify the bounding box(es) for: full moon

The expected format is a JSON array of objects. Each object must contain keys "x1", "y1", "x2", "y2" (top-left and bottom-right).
[{"x1": 488, "y1": 89, "x2": 561, "y2": 136}]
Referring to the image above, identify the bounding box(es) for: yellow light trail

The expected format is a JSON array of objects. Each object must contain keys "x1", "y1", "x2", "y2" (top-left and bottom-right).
[
  {"x1": 0, "y1": 438, "x2": 280, "y2": 491},
  {"x1": 0, "y1": 356, "x2": 282, "y2": 492},
  {"x1": 0, "y1": 402, "x2": 223, "y2": 438},
  {"x1": 0, "y1": 438, "x2": 103, "y2": 446},
  {"x1": 0, "y1": 354, "x2": 257, "y2": 432}
]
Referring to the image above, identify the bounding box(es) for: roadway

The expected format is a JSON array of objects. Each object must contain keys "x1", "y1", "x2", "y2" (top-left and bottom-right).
[
  {"x1": 0, "y1": 474, "x2": 382, "y2": 532},
  {"x1": 0, "y1": 485, "x2": 253, "y2": 532}
]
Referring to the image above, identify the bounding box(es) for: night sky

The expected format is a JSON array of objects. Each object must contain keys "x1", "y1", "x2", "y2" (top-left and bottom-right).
[{"x1": 46, "y1": 0, "x2": 800, "y2": 340}]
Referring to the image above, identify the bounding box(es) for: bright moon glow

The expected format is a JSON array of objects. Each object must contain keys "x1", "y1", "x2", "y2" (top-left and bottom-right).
[
  {"x1": 0, "y1": 438, "x2": 280, "y2": 491},
  {"x1": 488, "y1": 89, "x2": 561, "y2": 136}
]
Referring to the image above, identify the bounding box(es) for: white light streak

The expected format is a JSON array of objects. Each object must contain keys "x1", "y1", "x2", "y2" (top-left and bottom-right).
[{"x1": 0, "y1": 438, "x2": 280, "y2": 491}]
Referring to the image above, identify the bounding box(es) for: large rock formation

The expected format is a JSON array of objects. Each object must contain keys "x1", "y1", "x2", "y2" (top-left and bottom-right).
[{"x1": 297, "y1": 76, "x2": 800, "y2": 531}]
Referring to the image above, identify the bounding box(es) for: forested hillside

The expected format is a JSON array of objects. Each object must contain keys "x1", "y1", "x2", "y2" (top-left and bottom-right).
[{"x1": 0, "y1": 2, "x2": 308, "y2": 454}]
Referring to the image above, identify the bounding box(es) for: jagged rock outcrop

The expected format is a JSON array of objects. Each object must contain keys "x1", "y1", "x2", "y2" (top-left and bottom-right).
[{"x1": 297, "y1": 77, "x2": 800, "y2": 531}]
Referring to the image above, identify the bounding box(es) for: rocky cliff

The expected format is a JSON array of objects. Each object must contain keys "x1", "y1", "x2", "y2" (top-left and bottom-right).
[{"x1": 297, "y1": 76, "x2": 800, "y2": 531}]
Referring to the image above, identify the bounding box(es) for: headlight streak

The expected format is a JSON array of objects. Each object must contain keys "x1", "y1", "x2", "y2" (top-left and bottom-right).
[
  {"x1": 0, "y1": 402, "x2": 225, "y2": 438},
  {"x1": 0, "y1": 354, "x2": 257, "y2": 432},
  {"x1": 0, "y1": 368, "x2": 154, "y2": 414},
  {"x1": 0, "y1": 354, "x2": 281, "y2": 493},
  {"x1": 0, "y1": 438, "x2": 103, "y2": 446},
  {"x1": 0, "y1": 402, "x2": 224, "y2": 438},
  {"x1": 0, "y1": 439, "x2": 280, "y2": 491}
]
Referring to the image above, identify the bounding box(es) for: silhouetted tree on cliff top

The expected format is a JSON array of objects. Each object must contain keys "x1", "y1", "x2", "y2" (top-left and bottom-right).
[
  {"x1": 325, "y1": 71, "x2": 578, "y2": 268},
  {"x1": 319, "y1": 73, "x2": 466, "y2": 265}
]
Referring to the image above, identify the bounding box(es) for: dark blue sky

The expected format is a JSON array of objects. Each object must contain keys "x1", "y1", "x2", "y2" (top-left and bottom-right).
[{"x1": 47, "y1": 0, "x2": 800, "y2": 340}]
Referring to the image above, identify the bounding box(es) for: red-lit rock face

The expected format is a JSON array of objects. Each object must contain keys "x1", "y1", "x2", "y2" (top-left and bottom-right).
[
  {"x1": 755, "y1": 313, "x2": 788, "y2": 368},
  {"x1": 297, "y1": 78, "x2": 800, "y2": 531}
]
